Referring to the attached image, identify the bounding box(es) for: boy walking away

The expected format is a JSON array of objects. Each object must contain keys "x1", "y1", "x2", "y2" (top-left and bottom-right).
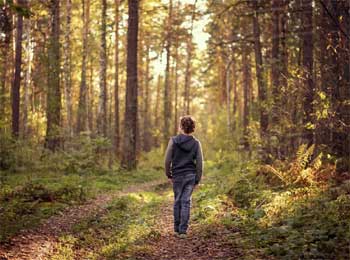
[{"x1": 164, "y1": 116, "x2": 203, "y2": 238}]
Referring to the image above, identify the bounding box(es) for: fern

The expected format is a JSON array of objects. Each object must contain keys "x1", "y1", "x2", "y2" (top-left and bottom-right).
[
  {"x1": 310, "y1": 152, "x2": 322, "y2": 171},
  {"x1": 262, "y1": 144, "x2": 323, "y2": 186},
  {"x1": 262, "y1": 165, "x2": 289, "y2": 184}
]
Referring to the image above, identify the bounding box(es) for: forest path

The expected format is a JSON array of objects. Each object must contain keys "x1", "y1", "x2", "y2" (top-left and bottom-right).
[
  {"x1": 127, "y1": 190, "x2": 245, "y2": 260},
  {"x1": 0, "y1": 179, "x2": 166, "y2": 260}
]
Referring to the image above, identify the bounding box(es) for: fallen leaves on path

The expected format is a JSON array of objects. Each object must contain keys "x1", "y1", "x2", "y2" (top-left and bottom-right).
[{"x1": 127, "y1": 201, "x2": 244, "y2": 260}]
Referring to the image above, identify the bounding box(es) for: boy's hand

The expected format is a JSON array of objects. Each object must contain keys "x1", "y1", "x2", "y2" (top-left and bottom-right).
[{"x1": 168, "y1": 178, "x2": 173, "y2": 184}]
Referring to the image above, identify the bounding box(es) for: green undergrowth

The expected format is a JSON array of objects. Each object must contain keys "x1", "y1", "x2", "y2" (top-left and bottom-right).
[
  {"x1": 0, "y1": 139, "x2": 164, "y2": 243},
  {"x1": 191, "y1": 150, "x2": 350, "y2": 259},
  {"x1": 51, "y1": 183, "x2": 170, "y2": 260}
]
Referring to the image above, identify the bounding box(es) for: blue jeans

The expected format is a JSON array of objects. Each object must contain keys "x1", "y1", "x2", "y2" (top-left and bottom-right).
[{"x1": 172, "y1": 173, "x2": 196, "y2": 234}]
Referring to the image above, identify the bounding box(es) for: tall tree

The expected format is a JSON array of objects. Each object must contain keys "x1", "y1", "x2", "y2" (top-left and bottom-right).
[
  {"x1": 252, "y1": 0, "x2": 268, "y2": 140},
  {"x1": 301, "y1": 0, "x2": 314, "y2": 144},
  {"x1": 114, "y1": 0, "x2": 121, "y2": 155},
  {"x1": 0, "y1": 3, "x2": 12, "y2": 124},
  {"x1": 183, "y1": 0, "x2": 197, "y2": 115},
  {"x1": 242, "y1": 47, "x2": 251, "y2": 150},
  {"x1": 63, "y1": 0, "x2": 72, "y2": 136},
  {"x1": 97, "y1": 0, "x2": 107, "y2": 136},
  {"x1": 173, "y1": 32, "x2": 179, "y2": 135},
  {"x1": 225, "y1": 57, "x2": 234, "y2": 133},
  {"x1": 154, "y1": 73, "x2": 162, "y2": 146},
  {"x1": 45, "y1": 0, "x2": 61, "y2": 151},
  {"x1": 23, "y1": 18, "x2": 32, "y2": 137},
  {"x1": 88, "y1": 58, "x2": 94, "y2": 132},
  {"x1": 77, "y1": 0, "x2": 90, "y2": 133},
  {"x1": 232, "y1": 59, "x2": 238, "y2": 131},
  {"x1": 143, "y1": 43, "x2": 152, "y2": 152},
  {"x1": 271, "y1": 0, "x2": 280, "y2": 124},
  {"x1": 163, "y1": 0, "x2": 173, "y2": 147},
  {"x1": 11, "y1": 0, "x2": 25, "y2": 137},
  {"x1": 121, "y1": 0, "x2": 139, "y2": 170}
]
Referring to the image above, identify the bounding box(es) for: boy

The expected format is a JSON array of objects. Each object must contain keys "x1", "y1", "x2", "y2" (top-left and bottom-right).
[{"x1": 164, "y1": 116, "x2": 203, "y2": 238}]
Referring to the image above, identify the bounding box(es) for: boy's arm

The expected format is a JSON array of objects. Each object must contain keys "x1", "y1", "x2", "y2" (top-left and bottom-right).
[
  {"x1": 164, "y1": 138, "x2": 173, "y2": 179},
  {"x1": 195, "y1": 141, "x2": 203, "y2": 185}
]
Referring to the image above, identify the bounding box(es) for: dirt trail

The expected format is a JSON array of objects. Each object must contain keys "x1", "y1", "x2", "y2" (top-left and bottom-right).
[
  {"x1": 130, "y1": 198, "x2": 244, "y2": 260},
  {"x1": 0, "y1": 179, "x2": 166, "y2": 260}
]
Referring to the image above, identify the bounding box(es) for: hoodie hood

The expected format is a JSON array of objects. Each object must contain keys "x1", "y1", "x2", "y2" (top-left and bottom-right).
[{"x1": 173, "y1": 134, "x2": 197, "y2": 152}]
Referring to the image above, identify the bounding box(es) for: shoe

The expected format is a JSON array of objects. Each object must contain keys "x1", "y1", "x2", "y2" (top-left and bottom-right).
[{"x1": 176, "y1": 233, "x2": 187, "y2": 239}]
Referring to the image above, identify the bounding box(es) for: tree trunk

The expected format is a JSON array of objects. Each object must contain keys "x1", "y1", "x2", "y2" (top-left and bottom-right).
[
  {"x1": 163, "y1": 0, "x2": 173, "y2": 148},
  {"x1": 0, "y1": 4, "x2": 12, "y2": 124},
  {"x1": 242, "y1": 48, "x2": 251, "y2": 150},
  {"x1": 183, "y1": 0, "x2": 197, "y2": 115},
  {"x1": 97, "y1": 0, "x2": 108, "y2": 137},
  {"x1": 280, "y1": 0, "x2": 289, "y2": 157},
  {"x1": 339, "y1": 1, "x2": 350, "y2": 157},
  {"x1": 23, "y1": 18, "x2": 32, "y2": 138},
  {"x1": 63, "y1": 0, "x2": 72, "y2": 137},
  {"x1": 232, "y1": 60, "x2": 238, "y2": 131},
  {"x1": 45, "y1": 0, "x2": 61, "y2": 151},
  {"x1": 121, "y1": 0, "x2": 139, "y2": 170},
  {"x1": 321, "y1": 0, "x2": 350, "y2": 157},
  {"x1": 143, "y1": 44, "x2": 152, "y2": 152},
  {"x1": 173, "y1": 45, "x2": 179, "y2": 135},
  {"x1": 154, "y1": 74, "x2": 161, "y2": 147},
  {"x1": 301, "y1": 0, "x2": 314, "y2": 144},
  {"x1": 280, "y1": 0, "x2": 289, "y2": 95},
  {"x1": 271, "y1": 0, "x2": 280, "y2": 124},
  {"x1": 77, "y1": 0, "x2": 90, "y2": 134},
  {"x1": 114, "y1": 0, "x2": 121, "y2": 156},
  {"x1": 11, "y1": 0, "x2": 25, "y2": 137},
  {"x1": 88, "y1": 58, "x2": 94, "y2": 133},
  {"x1": 225, "y1": 58, "x2": 234, "y2": 134},
  {"x1": 315, "y1": 0, "x2": 329, "y2": 150},
  {"x1": 252, "y1": 0, "x2": 268, "y2": 139}
]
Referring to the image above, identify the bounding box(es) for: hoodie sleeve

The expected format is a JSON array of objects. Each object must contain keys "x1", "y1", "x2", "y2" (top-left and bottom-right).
[
  {"x1": 195, "y1": 140, "x2": 203, "y2": 185},
  {"x1": 164, "y1": 138, "x2": 173, "y2": 179}
]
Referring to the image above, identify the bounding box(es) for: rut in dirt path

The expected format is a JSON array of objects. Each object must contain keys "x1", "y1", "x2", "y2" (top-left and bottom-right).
[
  {"x1": 131, "y1": 197, "x2": 245, "y2": 260},
  {"x1": 0, "y1": 179, "x2": 166, "y2": 260}
]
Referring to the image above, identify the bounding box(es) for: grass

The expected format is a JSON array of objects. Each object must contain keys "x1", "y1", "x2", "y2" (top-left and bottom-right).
[
  {"x1": 190, "y1": 150, "x2": 350, "y2": 259},
  {"x1": 51, "y1": 183, "x2": 170, "y2": 260},
  {"x1": 0, "y1": 145, "x2": 165, "y2": 243}
]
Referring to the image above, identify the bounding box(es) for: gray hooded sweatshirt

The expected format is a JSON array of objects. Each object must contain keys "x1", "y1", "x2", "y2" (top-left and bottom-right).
[{"x1": 164, "y1": 134, "x2": 203, "y2": 185}]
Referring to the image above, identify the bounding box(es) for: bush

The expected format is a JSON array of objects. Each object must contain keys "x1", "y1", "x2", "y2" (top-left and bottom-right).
[
  {"x1": 227, "y1": 178, "x2": 258, "y2": 208},
  {"x1": 0, "y1": 181, "x2": 86, "y2": 203},
  {"x1": 0, "y1": 181, "x2": 87, "y2": 242},
  {"x1": 0, "y1": 135, "x2": 39, "y2": 172}
]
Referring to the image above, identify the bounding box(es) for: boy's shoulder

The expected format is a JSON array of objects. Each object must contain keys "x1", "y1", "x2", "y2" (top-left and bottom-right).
[{"x1": 193, "y1": 136, "x2": 201, "y2": 143}]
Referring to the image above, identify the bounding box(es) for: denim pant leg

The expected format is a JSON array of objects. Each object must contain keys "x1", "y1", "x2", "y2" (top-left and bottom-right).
[
  {"x1": 173, "y1": 178, "x2": 183, "y2": 232},
  {"x1": 179, "y1": 175, "x2": 195, "y2": 233}
]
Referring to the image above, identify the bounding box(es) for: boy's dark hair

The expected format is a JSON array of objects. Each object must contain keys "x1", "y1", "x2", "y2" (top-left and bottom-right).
[{"x1": 180, "y1": 116, "x2": 196, "y2": 134}]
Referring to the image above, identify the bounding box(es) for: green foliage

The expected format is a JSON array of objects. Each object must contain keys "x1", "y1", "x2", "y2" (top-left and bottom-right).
[
  {"x1": 59, "y1": 135, "x2": 112, "y2": 175},
  {"x1": 1, "y1": 181, "x2": 87, "y2": 204},
  {"x1": 0, "y1": 181, "x2": 86, "y2": 242},
  {"x1": 0, "y1": 134, "x2": 113, "y2": 174},
  {"x1": 138, "y1": 147, "x2": 164, "y2": 171},
  {"x1": 0, "y1": 135, "x2": 39, "y2": 172},
  {"x1": 227, "y1": 179, "x2": 258, "y2": 208},
  {"x1": 190, "y1": 145, "x2": 350, "y2": 259},
  {"x1": 0, "y1": 137, "x2": 163, "y2": 243}
]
